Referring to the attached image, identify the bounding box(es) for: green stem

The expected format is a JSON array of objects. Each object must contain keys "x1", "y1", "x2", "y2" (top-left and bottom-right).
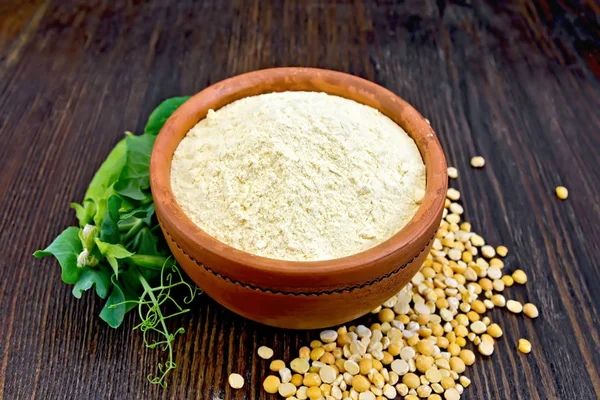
[
  {"x1": 137, "y1": 269, "x2": 173, "y2": 374},
  {"x1": 127, "y1": 254, "x2": 171, "y2": 270},
  {"x1": 137, "y1": 271, "x2": 169, "y2": 334},
  {"x1": 122, "y1": 219, "x2": 144, "y2": 242},
  {"x1": 118, "y1": 221, "x2": 138, "y2": 232}
]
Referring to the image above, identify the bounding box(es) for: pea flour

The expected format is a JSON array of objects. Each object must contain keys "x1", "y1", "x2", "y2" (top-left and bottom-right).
[{"x1": 170, "y1": 91, "x2": 425, "y2": 261}]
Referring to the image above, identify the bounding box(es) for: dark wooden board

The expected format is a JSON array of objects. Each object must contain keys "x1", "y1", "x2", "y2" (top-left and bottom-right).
[{"x1": 1, "y1": 0, "x2": 599, "y2": 399}]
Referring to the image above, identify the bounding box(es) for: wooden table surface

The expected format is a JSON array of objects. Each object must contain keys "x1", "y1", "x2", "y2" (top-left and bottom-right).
[{"x1": 1, "y1": 1, "x2": 600, "y2": 399}]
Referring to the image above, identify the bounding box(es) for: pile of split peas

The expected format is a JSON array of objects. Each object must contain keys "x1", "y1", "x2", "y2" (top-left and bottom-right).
[{"x1": 228, "y1": 156, "x2": 565, "y2": 399}]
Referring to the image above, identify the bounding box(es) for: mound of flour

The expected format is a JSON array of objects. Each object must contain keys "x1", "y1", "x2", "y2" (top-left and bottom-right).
[{"x1": 170, "y1": 91, "x2": 426, "y2": 261}]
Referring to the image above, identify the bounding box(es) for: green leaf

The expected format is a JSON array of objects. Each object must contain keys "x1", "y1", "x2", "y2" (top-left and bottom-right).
[
  {"x1": 142, "y1": 203, "x2": 155, "y2": 226},
  {"x1": 114, "y1": 134, "x2": 156, "y2": 200},
  {"x1": 85, "y1": 139, "x2": 127, "y2": 203},
  {"x1": 119, "y1": 202, "x2": 155, "y2": 225},
  {"x1": 72, "y1": 268, "x2": 111, "y2": 299},
  {"x1": 92, "y1": 196, "x2": 108, "y2": 227},
  {"x1": 70, "y1": 201, "x2": 94, "y2": 227},
  {"x1": 144, "y1": 96, "x2": 191, "y2": 136},
  {"x1": 95, "y1": 239, "x2": 134, "y2": 259},
  {"x1": 105, "y1": 255, "x2": 118, "y2": 276},
  {"x1": 34, "y1": 227, "x2": 83, "y2": 285},
  {"x1": 119, "y1": 268, "x2": 144, "y2": 312},
  {"x1": 100, "y1": 283, "x2": 126, "y2": 328},
  {"x1": 127, "y1": 227, "x2": 160, "y2": 256},
  {"x1": 68, "y1": 138, "x2": 127, "y2": 227},
  {"x1": 100, "y1": 195, "x2": 122, "y2": 244},
  {"x1": 119, "y1": 203, "x2": 158, "y2": 252},
  {"x1": 95, "y1": 239, "x2": 134, "y2": 277},
  {"x1": 118, "y1": 198, "x2": 137, "y2": 214}
]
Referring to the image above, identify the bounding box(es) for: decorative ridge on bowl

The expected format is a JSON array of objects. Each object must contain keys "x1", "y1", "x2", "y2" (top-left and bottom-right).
[{"x1": 160, "y1": 227, "x2": 436, "y2": 296}]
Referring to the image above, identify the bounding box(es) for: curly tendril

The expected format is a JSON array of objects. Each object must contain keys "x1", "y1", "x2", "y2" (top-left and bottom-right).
[{"x1": 112, "y1": 261, "x2": 200, "y2": 388}]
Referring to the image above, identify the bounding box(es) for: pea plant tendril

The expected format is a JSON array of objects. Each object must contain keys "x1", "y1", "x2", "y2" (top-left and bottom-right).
[{"x1": 113, "y1": 263, "x2": 200, "y2": 388}]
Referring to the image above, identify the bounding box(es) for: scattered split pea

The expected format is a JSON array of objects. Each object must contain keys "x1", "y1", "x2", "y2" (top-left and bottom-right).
[
  {"x1": 555, "y1": 186, "x2": 568, "y2": 200},
  {"x1": 496, "y1": 246, "x2": 508, "y2": 257},
  {"x1": 448, "y1": 167, "x2": 458, "y2": 179},
  {"x1": 258, "y1": 346, "x2": 274, "y2": 359},
  {"x1": 263, "y1": 375, "x2": 280, "y2": 393},
  {"x1": 523, "y1": 303, "x2": 539, "y2": 318},
  {"x1": 518, "y1": 339, "x2": 532, "y2": 354},
  {"x1": 512, "y1": 269, "x2": 528, "y2": 284},
  {"x1": 507, "y1": 300, "x2": 523, "y2": 314},
  {"x1": 228, "y1": 373, "x2": 244, "y2": 389},
  {"x1": 470, "y1": 156, "x2": 485, "y2": 168},
  {"x1": 250, "y1": 183, "x2": 541, "y2": 400}
]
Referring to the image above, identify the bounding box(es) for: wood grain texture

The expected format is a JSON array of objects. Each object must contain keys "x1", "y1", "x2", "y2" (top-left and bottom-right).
[{"x1": 0, "y1": 0, "x2": 599, "y2": 399}]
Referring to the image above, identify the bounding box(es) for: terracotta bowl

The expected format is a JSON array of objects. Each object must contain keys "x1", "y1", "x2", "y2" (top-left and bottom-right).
[{"x1": 150, "y1": 67, "x2": 447, "y2": 329}]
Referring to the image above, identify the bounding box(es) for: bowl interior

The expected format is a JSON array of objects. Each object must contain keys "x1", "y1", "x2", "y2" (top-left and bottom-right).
[{"x1": 150, "y1": 67, "x2": 447, "y2": 280}]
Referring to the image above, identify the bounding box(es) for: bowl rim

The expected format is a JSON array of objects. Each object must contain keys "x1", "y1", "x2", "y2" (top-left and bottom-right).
[{"x1": 150, "y1": 67, "x2": 447, "y2": 279}]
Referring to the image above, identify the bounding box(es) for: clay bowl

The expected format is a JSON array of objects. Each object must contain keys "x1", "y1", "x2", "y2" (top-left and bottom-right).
[{"x1": 150, "y1": 67, "x2": 447, "y2": 329}]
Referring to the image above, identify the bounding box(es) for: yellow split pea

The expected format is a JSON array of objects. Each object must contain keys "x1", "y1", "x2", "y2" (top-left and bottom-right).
[
  {"x1": 518, "y1": 338, "x2": 532, "y2": 354},
  {"x1": 255, "y1": 182, "x2": 542, "y2": 400},
  {"x1": 556, "y1": 186, "x2": 568, "y2": 200},
  {"x1": 262, "y1": 375, "x2": 280, "y2": 393},
  {"x1": 228, "y1": 373, "x2": 244, "y2": 389},
  {"x1": 471, "y1": 156, "x2": 485, "y2": 168},
  {"x1": 257, "y1": 346, "x2": 274, "y2": 359}
]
